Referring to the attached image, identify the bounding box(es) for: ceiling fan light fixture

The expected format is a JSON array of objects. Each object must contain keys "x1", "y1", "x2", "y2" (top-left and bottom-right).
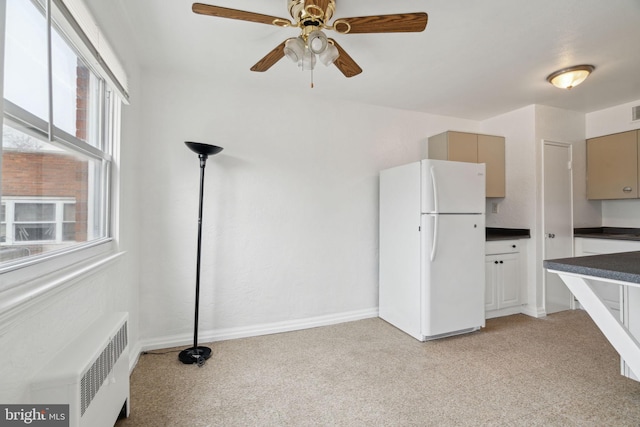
[
  {"x1": 319, "y1": 43, "x2": 339, "y2": 66},
  {"x1": 546, "y1": 64, "x2": 595, "y2": 90},
  {"x1": 307, "y1": 30, "x2": 328, "y2": 54},
  {"x1": 284, "y1": 37, "x2": 305, "y2": 63}
]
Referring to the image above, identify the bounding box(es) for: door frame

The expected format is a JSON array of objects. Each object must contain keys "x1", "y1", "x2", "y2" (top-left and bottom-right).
[{"x1": 541, "y1": 140, "x2": 576, "y2": 312}]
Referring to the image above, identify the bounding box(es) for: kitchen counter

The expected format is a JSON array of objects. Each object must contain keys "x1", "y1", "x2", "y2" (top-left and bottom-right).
[
  {"x1": 544, "y1": 252, "x2": 640, "y2": 382},
  {"x1": 486, "y1": 227, "x2": 530, "y2": 241},
  {"x1": 543, "y1": 251, "x2": 640, "y2": 285},
  {"x1": 574, "y1": 227, "x2": 640, "y2": 241}
]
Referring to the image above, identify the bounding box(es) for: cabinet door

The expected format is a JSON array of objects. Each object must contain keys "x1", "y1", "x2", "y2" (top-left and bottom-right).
[
  {"x1": 448, "y1": 131, "x2": 478, "y2": 163},
  {"x1": 478, "y1": 135, "x2": 505, "y2": 197},
  {"x1": 587, "y1": 131, "x2": 638, "y2": 199},
  {"x1": 485, "y1": 256, "x2": 498, "y2": 311},
  {"x1": 498, "y1": 253, "x2": 520, "y2": 308}
]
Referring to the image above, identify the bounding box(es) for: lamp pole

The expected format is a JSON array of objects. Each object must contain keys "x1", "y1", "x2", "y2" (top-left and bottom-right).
[{"x1": 179, "y1": 141, "x2": 223, "y2": 366}]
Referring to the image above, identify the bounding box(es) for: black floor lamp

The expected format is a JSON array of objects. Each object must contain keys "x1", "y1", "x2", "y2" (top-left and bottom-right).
[{"x1": 179, "y1": 141, "x2": 223, "y2": 366}]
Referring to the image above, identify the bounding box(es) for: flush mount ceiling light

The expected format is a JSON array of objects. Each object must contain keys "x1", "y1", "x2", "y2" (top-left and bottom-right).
[{"x1": 546, "y1": 65, "x2": 595, "y2": 90}]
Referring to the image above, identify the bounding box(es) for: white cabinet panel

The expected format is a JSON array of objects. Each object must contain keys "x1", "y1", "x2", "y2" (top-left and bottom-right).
[{"x1": 485, "y1": 240, "x2": 523, "y2": 319}]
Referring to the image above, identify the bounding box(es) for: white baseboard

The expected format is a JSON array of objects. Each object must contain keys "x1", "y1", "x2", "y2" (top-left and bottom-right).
[
  {"x1": 128, "y1": 342, "x2": 143, "y2": 372},
  {"x1": 521, "y1": 304, "x2": 546, "y2": 318},
  {"x1": 485, "y1": 305, "x2": 547, "y2": 320},
  {"x1": 485, "y1": 306, "x2": 522, "y2": 319},
  {"x1": 138, "y1": 308, "x2": 379, "y2": 354}
]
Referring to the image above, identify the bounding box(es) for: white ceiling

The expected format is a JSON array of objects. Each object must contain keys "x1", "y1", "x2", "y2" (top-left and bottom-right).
[{"x1": 109, "y1": 0, "x2": 640, "y2": 120}]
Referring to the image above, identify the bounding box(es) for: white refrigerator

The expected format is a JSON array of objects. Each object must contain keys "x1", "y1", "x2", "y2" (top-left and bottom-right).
[{"x1": 379, "y1": 159, "x2": 486, "y2": 341}]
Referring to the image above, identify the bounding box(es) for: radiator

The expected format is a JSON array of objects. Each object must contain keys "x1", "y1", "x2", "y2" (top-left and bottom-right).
[{"x1": 30, "y1": 312, "x2": 130, "y2": 427}]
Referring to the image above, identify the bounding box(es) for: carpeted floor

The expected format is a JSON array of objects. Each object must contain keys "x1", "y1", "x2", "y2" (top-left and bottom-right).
[{"x1": 116, "y1": 311, "x2": 640, "y2": 426}]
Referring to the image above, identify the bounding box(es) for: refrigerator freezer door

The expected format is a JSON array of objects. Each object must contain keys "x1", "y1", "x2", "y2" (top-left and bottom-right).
[
  {"x1": 421, "y1": 213, "x2": 485, "y2": 338},
  {"x1": 421, "y1": 159, "x2": 485, "y2": 214}
]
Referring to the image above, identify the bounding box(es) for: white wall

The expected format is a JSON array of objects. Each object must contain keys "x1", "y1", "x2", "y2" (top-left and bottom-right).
[
  {"x1": 586, "y1": 99, "x2": 640, "y2": 227},
  {"x1": 135, "y1": 69, "x2": 481, "y2": 348},
  {"x1": 481, "y1": 106, "x2": 536, "y2": 228}
]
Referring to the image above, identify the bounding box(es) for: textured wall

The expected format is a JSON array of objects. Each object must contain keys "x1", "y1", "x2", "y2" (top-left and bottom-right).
[{"x1": 134, "y1": 71, "x2": 481, "y2": 347}]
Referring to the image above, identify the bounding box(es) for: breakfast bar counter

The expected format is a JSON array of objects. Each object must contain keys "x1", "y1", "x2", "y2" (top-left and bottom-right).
[
  {"x1": 544, "y1": 252, "x2": 640, "y2": 382},
  {"x1": 544, "y1": 251, "x2": 640, "y2": 284}
]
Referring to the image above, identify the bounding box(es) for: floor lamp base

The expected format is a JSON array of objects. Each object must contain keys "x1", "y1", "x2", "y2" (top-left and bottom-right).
[{"x1": 178, "y1": 346, "x2": 212, "y2": 365}]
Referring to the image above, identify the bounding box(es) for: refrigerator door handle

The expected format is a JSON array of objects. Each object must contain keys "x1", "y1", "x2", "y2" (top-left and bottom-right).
[
  {"x1": 430, "y1": 215, "x2": 439, "y2": 262},
  {"x1": 430, "y1": 166, "x2": 439, "y2": 213}
]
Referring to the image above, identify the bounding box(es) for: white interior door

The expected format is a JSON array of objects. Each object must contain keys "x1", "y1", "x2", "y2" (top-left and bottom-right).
[{"x1": 543, "y1": 141, "x2": 574, "y2": 314}]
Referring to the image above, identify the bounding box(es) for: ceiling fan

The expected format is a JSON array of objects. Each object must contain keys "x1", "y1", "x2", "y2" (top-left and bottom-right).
[{"x1": 192, "y1": 0, "x2": 428, "y2": 78}]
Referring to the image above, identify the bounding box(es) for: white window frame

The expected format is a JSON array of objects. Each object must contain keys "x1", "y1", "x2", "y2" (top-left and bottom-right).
[
  {"x1": 2, "y1": 197, "x2": 76, "y2": 244},
  {"x1": 0, "y1": 0, "x2": 126, "y2": 307}
]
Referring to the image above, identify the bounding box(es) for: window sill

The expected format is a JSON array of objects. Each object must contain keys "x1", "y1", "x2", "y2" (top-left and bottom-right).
[{"x1": 0, "y1": 241, "x2": 124, "y2": 328}]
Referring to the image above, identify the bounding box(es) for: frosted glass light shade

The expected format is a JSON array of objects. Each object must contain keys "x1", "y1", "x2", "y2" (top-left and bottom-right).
[
  {"x1": 301, "y1": 49, "x2": 316, "y2": 70},
  {"x1": 307, "y1": 30, "x2": 328, "y2": 54},
  {"x1": 319, "y1": 43, "x2": 339, "y2": 66},
  {"x1": 546, "y1": 65, "x2": 594, "y2": 89},
  {"x1": 284, "y1": 37, "x2": 305, "y2": 63}
]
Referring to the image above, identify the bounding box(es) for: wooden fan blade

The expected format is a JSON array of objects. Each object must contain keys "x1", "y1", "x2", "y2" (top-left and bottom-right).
[
  {"x1": 193, "y1": 3, "x2": 289, "y2": 26},
  {"x1": 329, "y1": 39, "x2": 362, "y2": 78},
  {"x1": 334, "y1": 12, "x2": 428, "y2": 34},
  {"x1": 250, "y1": 41, "x2": 286, "y2": 72}
]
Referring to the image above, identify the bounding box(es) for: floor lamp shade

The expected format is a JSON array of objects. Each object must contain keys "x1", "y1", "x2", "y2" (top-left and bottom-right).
[{"x1": 179, "y1": 141, "x2": 223, "y2": 366}]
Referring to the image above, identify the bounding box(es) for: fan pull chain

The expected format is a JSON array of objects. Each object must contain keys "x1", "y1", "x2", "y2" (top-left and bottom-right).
[{"x1": 310, "y1": 67, "x2": 314, "y2": 89}]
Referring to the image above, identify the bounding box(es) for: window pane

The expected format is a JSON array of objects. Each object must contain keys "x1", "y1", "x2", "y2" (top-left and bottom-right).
[
  {"x1": 52, "y1": 28, "x2": 101, "y2": 147},
  {"x1": 1, "y1": 123, "x2": 106, "y2": 261},
  {"x1": 14, "y1": 223, "x2": 56, "y2": 242},
  {"x1": 63, "y1": 203, "x2": 75, "y2": 221},
  {"x1": 62, "y1": 223, "x2": 76, "y2": 241},
  {"x1": 14, "y1": 203, "x2": 55, "y2": 222},
  {"x1": 4, "y1": 0, "x2": 49, "y2": 122}
]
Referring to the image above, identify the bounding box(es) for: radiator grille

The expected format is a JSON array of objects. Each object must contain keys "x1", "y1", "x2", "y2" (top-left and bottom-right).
[{"x1": 80, "y1": 321, "x2": 128, "y2": 416}]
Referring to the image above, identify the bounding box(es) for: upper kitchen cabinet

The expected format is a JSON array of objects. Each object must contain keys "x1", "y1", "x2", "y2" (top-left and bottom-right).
[
  {"x1": 587, "y1": 130, "x2": 640, "y2": 200},
  {"x1": 428, "y1": 131, "x2": 506, "y2": 197}
]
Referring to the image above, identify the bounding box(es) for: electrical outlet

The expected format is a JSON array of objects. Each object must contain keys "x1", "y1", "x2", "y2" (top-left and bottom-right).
[{"x1": 491, "y1": 202, "x2": 499, "y2": 214}]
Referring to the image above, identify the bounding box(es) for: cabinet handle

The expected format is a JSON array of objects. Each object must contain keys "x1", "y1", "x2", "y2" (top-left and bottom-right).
[
  {"x1": 494, "y1": 261, "x2": 499, "y2": 264},
  {"x1": 623, "y1": 186, "x2": 633, "y2": 193},
  {"x1": 499, "y1": 261, "x2": 504, "y2": 264},
  {"x1": 548, "y1": 233, "x2": 556, "y2": 238},
  {"x1": 512, "y1": 245, "x2": 516, "y2": 248}
]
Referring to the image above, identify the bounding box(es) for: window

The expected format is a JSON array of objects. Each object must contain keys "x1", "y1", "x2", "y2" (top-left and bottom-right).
[
  {"x1": 1, "y1": 0, "x2": 124, "y2": 271},
  {"x1": 2, "y1": 198, "x2": 76, "y2": 243}
]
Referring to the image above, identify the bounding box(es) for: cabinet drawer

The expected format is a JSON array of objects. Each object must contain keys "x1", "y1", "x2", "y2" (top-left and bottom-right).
[{"x1": 486, "y1": 240, "x2": 520, "y2": 255}]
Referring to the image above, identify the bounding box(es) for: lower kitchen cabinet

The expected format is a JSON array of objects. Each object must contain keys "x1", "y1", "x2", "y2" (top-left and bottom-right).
[{"x1": 485, "y1": 240, "x2": 522, "y2": 319}]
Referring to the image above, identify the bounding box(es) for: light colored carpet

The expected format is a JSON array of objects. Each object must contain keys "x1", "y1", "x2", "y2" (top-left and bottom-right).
[{"x1": 116, "y1": 311, "x2": 640, "y2": 426}]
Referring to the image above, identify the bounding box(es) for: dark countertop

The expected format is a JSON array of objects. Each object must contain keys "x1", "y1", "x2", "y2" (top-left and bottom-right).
[
  {"x1": 544, "y1": 251, "x2": 640, "y2": 285},
  {"x1": 574, "y1": 227, "x2": 640, "y2": 241},
  {"x1": 486, "y1": 227, "x2": 531, "y2": 241}
]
